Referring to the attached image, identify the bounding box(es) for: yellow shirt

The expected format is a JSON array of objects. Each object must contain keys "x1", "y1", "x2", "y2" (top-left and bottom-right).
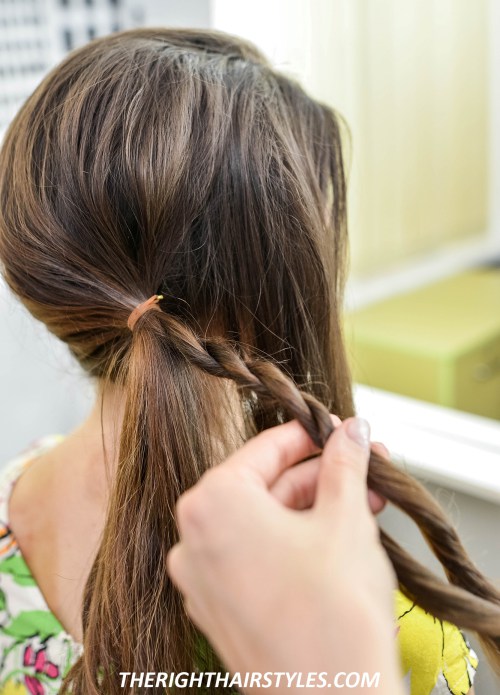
[{"x1": 396, "y1": 590, "x2": 478, "y2": 695}]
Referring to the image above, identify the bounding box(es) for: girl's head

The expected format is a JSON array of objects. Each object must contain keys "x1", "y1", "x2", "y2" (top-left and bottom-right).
[
  {"x1": 0, "y1": 28, "x2": 353, "y2": 692},
  {"x1": 0, "y1": 26, "x2": 351, "y2": 408},
  {"x1": 2, "y1": 27, "x2": 500, "y2": 695}
]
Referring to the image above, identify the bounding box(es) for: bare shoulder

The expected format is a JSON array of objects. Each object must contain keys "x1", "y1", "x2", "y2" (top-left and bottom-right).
[
  {"x1": 7, "y1": 437, "x2": 105, "y2": 643},
  {"x1": 8, "y1": 446, "x2": 60, "y2": 553}
]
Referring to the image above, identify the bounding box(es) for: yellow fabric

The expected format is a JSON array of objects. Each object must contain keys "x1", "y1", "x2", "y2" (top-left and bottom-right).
[
  {"x1": 2, "y1": 680, "x2": 29, "y2": 694},
  {"x1": 395, "y1": 590, "x2": 478, "y2": 695}
]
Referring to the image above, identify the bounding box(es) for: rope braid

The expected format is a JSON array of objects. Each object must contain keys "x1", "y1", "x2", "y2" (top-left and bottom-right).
[{"x1": 153, "y1": 311, "x2": 500, "y2": 670}]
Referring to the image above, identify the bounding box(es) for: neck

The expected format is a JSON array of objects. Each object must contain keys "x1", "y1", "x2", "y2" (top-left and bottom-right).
[{"x1": 66, "y1": 380, "x2": 127, "y2": 498}]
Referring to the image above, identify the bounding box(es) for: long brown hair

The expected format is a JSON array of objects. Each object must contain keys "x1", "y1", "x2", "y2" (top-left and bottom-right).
[{"x1": 0, "y1": 27, "x2": 499, "y2": 694}]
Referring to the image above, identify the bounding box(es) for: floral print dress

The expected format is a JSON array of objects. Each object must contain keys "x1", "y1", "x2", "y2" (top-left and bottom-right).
[
  {"x1": 0, "y1": 435, "x2": 479, "y2": 695},
  {"x1": 0, "y1": 435, "x2": 82, "y2": 694}
]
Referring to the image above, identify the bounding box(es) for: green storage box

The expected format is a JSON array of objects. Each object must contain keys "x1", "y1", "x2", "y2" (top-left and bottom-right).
[{"x1": 345, "y1": 268, "x2": 500, "y2": 420}]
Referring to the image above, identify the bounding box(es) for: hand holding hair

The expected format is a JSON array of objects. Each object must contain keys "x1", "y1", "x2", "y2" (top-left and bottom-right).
[{"x1": 167, "y1": 416, "x2": 405, "y2": 695}]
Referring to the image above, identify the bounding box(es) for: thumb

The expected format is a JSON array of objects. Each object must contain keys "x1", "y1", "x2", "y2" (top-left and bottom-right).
[{"x1": 314, "y1": 417, "x2": 371, "y2": 514}]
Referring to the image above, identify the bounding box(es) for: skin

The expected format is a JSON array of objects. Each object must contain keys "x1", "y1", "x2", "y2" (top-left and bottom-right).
[
  {"x1": 7, "y1": 382, "x2": 385, "y2": 645},
  {"x1": 9, "y1": 383, "x2": 474, "y2": 695},
  {"x1": 7, "y1": 383, "x2": 125, "y2": 643},
  {"x1": 167, "y1": 417, "x2": 404, "y2": 695}
]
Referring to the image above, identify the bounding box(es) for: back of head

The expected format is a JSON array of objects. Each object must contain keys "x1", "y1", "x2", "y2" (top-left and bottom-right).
[
  {"x1": 0, "y1": 28, "x2": 353, "y2": 692},
  {"x1": 2, "y1": 27, "x2": 500, "y2": 694},
  {"x1": 0, "y1": 26, "x2": 350, "y2": 393}
]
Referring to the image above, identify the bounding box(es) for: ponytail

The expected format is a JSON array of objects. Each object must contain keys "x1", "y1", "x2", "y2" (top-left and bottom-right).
[
  {"x1": 63, "y1": 312, "x2": 236, "y2": 693},
  {"x1": 63, "y1": 310, "x2": 500, "y2": 692}
]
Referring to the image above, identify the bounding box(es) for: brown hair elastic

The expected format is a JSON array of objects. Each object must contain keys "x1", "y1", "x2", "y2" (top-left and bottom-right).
[{"x1": 127, "y1": 294, "x2": 164, "y2": 331}]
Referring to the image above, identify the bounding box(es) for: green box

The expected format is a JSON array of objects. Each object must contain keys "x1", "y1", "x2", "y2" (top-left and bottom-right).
[{"x1": 345, "y1": 269, "x2": 500, "y2": 420}]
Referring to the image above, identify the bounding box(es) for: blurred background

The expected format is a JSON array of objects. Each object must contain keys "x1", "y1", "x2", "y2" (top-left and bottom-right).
[{"x1": 0, "y1": 1, "x2": 499, "y2": 691}]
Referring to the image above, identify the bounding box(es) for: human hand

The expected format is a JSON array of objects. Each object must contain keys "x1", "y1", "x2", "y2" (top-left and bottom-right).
[
  {"x1": 269, "y1": 416, "x2": 387, "y2": 515},
  {"x1": 167, "y1": 417, "x2": 403, "y2": 694}
]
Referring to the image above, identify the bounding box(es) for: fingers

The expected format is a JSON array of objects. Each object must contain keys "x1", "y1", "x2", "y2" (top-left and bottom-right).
[
  {"x1": 368, "y1": 489, "x2": 386, "y2": 515},
  {"x1": 272, "y1": 458, "x2": 387, "y2": 514},
  {"x1": 224, "y1": 418, "x2": 323, "y2": 488},
  {"x1": 166, "y1": 543, "x2": 187, "y2": 592},
  {"x1": 315, "y1": 417, "x2": 371, "y2": 514},
  {"x1": 369, "y1": 442, "x2": 389, "y2": 514},
  {"x1": 372, "y1": 442, "x2": 389, "y2": 459},
  {"x1": 269, "y1": 423, "x2": 388, "y2": 513},
  {"x1": 270, "y1": 457, "x2": 320, "y2": 510}
]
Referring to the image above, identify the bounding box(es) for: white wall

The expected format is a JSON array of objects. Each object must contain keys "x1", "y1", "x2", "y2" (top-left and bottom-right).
[
  {"x1": 211, "y1": 0, "x2": 500, "y2": 311},
  {"x1": 0, "y1": 280, "x2": 94, "y2": 463}
]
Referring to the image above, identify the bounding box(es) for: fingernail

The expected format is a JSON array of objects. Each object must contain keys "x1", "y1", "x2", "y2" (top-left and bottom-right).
[{"x1": 346, "y1": 417, "x2": 371, "y2": 448}]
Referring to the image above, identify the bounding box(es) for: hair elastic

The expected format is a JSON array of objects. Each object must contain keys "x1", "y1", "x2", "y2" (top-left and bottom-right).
[{"x1": 127, "y1": 294, "x2": 164, "y2": 332}]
